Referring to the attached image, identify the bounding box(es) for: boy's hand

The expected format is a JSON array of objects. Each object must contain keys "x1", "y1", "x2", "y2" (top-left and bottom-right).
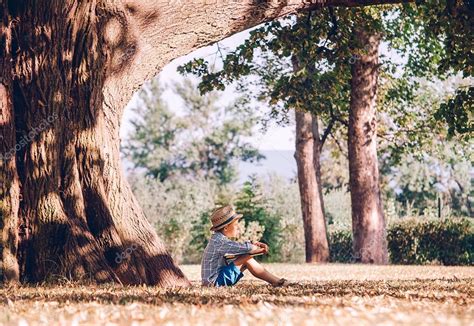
[{"x1": 253, "y1": 241, "x2": 269, "y2": 254}]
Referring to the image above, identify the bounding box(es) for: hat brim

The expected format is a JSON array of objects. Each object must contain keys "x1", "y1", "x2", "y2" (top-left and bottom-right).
[{"x1": 210, "y1": 213, "x2": 243, "y2": 231}]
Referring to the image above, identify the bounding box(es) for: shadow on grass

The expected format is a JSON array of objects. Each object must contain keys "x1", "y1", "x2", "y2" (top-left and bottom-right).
[{"x1": 1, "y1": 278, "x2": 472, "y2": 307}]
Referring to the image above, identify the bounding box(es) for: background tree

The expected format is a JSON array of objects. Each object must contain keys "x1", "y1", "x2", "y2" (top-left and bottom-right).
[
  {"x1": 122, "y1": 78, "x2": 263, "y2": 185},
  {"x1": 388, "y1": 0, "x2": 473, "y2": 139},
  {"x1": 378, "y1": 76, "x2": 473, "y2": 218},
  {"x1": 348, "y1": 19, "x2": 388, "y2": 263}
]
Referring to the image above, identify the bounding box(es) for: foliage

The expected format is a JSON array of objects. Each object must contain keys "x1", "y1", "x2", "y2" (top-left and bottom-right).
[
  {"x1": 385, "y1": 0, "x2": 473, "y2": 138},
  {"x1": 377, "y1": 76, "x2": 473, "y2": 217},
  {"x1": 178, "y1": 8, "x2": 357, "y2": 130},
  {"x1": 325, "y1": 189, "x2": 352, "y2": 231},
  {"x1": 257, "y1": 173, "x2": 305, "y2": 262},
  {"x1": 319, "y1": 130, "x2": 350, "y2": 193},
  {"x1": 122, "y1": 78, "x2": 263, "y2": 185},
  {"x1": 329, "y1": 217, "x2": 473, "y2": 265},
  {"x1": 328, "y1": 229, "x2": 353, "y2": 263},
  {"x1": 189, "y1": 211, "x2": 213, "y2": 259},
  {"x1": 178, "y1": 1, "x2": 472, "y2": 155},
  {"x1": 434, "y1": 86, "x2": 473, "y2": 138},
  {"x1": 387, "y1": 218, "x2": 473, "y2": 265},
  {"x1": 382, "y1": 145, "x2": 472, "y2": 217},
  {"x1": 127, "y1": 172, "x2": 218, "y2": 263},
  {"x1": 121, "y1": 80, "x2": 183, "y2": 182},
  {"x1": 235, "y1": 220, "x2": 266, "y2": 244},
  {"x1": 234, "y1": 177, "x2": 284, "y2": 262}
]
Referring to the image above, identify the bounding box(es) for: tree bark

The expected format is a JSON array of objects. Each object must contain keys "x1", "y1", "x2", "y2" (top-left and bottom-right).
[
  {"x1": 348, "y1": 27, "x2": 388, "y2": 264},
  {"x1": 2, "y1": 0, "x2": 189, "y2": 286},
  {"x1": 295, "y1": 109, "x2": 330, "y2": 263},
  {"x1": 0, "y1": 2, "x2": 20, "y2": 283},
  {"x1": 312, "y1": 117, "x2": 327, "y2": 217},
  {"x1": 292, "y1": 53, "x2": 329, "y2": 263},
  {"x1": 0, "y1": 0, "x2": 405, "y2": 284}
]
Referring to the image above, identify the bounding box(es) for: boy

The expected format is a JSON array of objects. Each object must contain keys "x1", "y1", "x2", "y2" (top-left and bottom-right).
[{"x1": 201, "y1": 205, "x2": 288, "y2": 287}]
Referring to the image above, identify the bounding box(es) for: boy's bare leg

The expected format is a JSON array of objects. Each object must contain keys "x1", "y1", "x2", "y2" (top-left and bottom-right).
[
  {"x1": 233, "y1": 254, "x2": 252, "y2": 272},
  {"x1": 237, "y1": 258, "x2": 281, "y2": 285}
]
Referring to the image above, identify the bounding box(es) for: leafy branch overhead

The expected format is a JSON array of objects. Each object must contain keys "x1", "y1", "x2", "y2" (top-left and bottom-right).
[{"x1": 178, "y1": 1, "x2": 473, "y2": 139}]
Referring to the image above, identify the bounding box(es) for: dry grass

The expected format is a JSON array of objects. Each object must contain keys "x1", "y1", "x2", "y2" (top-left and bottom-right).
[{"x1": 1, "y1": 264, "x2": 473, "y2": 325}]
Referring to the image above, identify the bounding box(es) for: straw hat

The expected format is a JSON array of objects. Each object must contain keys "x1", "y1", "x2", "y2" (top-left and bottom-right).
[{"x1": 210, "y1": 205, "x2": 243, "y2": 231}]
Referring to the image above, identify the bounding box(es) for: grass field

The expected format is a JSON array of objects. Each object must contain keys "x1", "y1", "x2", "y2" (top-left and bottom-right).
[{"x1": 1, "y1": 264, "x2": 473, "y2": 325}]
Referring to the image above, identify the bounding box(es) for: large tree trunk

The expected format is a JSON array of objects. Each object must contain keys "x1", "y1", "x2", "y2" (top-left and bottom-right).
[
  {"x1": 1, "y1": 2, "x2": 20, "y2": 283},
  {"x1": 1, "y1": 0, "x2": 190, "y2": 286},
  {"x1": 348, "y1": 27, "x2": 388, "y2": 264},
  {"x1": 295, "y1": 109, "x2": 330, "y2": 263},
  {"x1": 0, "y1": 0, "x2": 403, "y2": 284}
]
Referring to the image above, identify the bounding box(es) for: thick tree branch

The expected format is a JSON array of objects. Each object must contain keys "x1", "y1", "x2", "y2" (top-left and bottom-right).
[{"x1": 103, "y1": 0, "x2": 413, "y2": 115}]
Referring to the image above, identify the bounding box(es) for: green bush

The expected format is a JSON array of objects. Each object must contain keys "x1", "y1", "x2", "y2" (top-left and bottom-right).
[
  {"x1": 234, "y1": 178, "x2": 283, "y2": 262},
  {"x1": 329, "y1": 229, "x2": 353, "y2": 263},
  {"x1": 259, "y1": 174, "x2": 305, "y2": 263},
  {"x1": 189, "y1": 211, "x2": 212, "y2": 257},
  {"x1": 128, "y1": 173, "x2": 218, "y2": 264},
  {"x1": 388, "y1": 218, "x2": 473, "y2": 265},
  {"x1": 329, "y1": 218, "x2": 473, "y2": 265}
]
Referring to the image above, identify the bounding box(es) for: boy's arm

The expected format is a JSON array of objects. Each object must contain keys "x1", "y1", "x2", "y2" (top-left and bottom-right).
[
  {"x1": 248, "y1": 244, "x2": 264, "y2": 255},
  {"x1": 248, "y1": 241, "x2": 268, "y2": 255},
  {"x1": 221, "y1": 239, "x2": 267, "y2": 256}
]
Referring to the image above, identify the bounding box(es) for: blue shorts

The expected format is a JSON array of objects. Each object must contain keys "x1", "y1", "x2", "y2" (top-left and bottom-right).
[{"x1": 214, "y1": 262, "x2": 244, "y2": 287}]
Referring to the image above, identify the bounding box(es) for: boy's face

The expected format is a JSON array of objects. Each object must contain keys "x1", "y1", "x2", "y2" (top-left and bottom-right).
[{"x1": 222, "y1": 219, "x2": 239, "y2": 238}]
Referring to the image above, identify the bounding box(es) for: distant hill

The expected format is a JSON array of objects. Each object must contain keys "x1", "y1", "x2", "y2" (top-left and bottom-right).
[
  {"x1": 236, "y1": 150, "x2": 296, "y2": 185},
  {"x1": 121, "y1": 150, "x2": 296, "y2": 184}
]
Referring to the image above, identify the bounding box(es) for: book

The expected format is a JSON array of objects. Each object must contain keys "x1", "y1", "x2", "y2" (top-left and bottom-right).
[{"x1": 224, "y1": 252, "x2": 265, "y2": 261}]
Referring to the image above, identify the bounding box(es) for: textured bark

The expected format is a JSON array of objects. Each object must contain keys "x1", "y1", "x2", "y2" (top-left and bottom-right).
[
  {"x1": 348, "y1": 27, "x2": 388, "y2": 264},
  {"x1": 2, "y1": 0, "x2": 189, "y2": 286},
  {"x1": 312, "y1": 117, "x2": 326, "y2": 216},
  {"x1": 295, "y1": 109, "x2": 330, "y2": 263},
  {"x1": 0, "y1": 0, "x2": 405, "y2": 284},
  {"x1": 0, "y1": 2, "x2": 20, "y2": 283},
  {"x1": 292, "y1": 53, "x2": 329, "y2": 263}
]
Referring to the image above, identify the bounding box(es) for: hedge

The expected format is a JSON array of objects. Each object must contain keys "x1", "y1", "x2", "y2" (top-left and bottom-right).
[
  {"x1": 329, "y1": 229, "x2": 353, "y2": 263},
  {"x1": 329, "y1": 218, "x2": 473, "y2": 265}
]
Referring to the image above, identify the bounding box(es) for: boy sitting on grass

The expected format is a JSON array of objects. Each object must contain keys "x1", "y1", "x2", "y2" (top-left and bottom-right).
[{"x1": 201, "y1": 205, "x2": 288, "y2": 287}]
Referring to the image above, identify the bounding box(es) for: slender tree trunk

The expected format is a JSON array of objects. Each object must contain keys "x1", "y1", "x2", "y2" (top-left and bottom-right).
[
  {"x1": 295, "y1": 109, "x2": 330, "y2": 263},
  {"x1": 292, "y1": 54, "x2": 329, "y2": 263},
  {"x1": 312, "y1": 117, "x2": 327, "y2": 216},
  {"x1": 0, "y1": 0, "x2": 403, "y2": 284},
  {"x1": 348, "y1": 27, "x2": 388, "y2": 264}
]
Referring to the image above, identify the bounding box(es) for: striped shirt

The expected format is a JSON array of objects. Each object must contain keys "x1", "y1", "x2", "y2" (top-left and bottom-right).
[{"x1": 201, "y1": 232, "x2": 252, "y2": 286}]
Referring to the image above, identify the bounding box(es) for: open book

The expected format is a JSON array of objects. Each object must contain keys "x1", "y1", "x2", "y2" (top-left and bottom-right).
[{"x1": 224, "y1": 252, "x2": 265, "y2": 262}]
